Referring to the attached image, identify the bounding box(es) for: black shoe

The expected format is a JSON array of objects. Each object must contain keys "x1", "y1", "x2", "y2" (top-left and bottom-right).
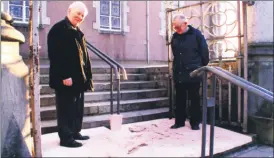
[
  {"x1": 170, "y1": 123, "x2": 185, "y2": 129},
  {"x1": 73, "y1": 133, "x2": 90, "y2": 140},
  {"x1": 60, "y1": 140, "x2": 82, "y2": 148},
  {"x1": 191, "y1": 124, "x2": 200, "y2": 130}
]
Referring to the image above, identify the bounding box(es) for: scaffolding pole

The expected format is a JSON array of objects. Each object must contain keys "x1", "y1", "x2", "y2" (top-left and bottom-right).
[{"x1": 29, "y1": 0, "x2": 42, "y2": 157}]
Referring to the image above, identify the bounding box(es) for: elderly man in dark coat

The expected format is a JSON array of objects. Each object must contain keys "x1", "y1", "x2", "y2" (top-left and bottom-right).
[
  {"x1": 47, "y1": 1, "x2": 93, "y2": 148},
  {"x1": 170, "y1": 14, "x2": 209, "y2": 130}
]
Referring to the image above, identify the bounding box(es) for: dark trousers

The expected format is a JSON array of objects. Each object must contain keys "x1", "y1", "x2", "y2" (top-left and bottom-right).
[
  {"x1": 175, "y1": 82, "x2": 201, "y2": 126},
  {"x1": 55, "y1": 90, "x2": 84, "y2": 142}
]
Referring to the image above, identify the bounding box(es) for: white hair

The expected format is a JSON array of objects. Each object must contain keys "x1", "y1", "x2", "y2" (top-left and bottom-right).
[
  {"x1": 68, "y1": 1, "x2": 88, "y2": 18},
  {"x1": 172, "y1": 14, "x2": 188, "y2": 23}
]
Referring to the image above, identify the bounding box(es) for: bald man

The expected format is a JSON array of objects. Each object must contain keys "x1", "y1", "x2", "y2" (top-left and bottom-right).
[
  {"x1": 47, "y1": 1, "x2": 93, "y2": 147},
  {"x1": 170, "y1": 14, "x2": 209, "y2": 130}
]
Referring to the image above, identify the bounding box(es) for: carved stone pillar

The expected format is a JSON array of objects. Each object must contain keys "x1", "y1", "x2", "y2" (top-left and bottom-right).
[{"x1": 1, "y1": 12, "x2": 32, "y2": 157}]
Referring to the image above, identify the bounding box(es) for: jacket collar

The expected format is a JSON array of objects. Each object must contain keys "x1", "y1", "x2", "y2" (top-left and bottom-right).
[{"x1": 64, "y1": 16, "x2": 84, "y2": 37}]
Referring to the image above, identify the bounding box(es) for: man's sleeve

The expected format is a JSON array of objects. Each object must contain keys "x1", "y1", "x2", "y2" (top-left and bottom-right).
[
  {"x1": 197, "y1": 31, "x2": 209, "y2": 66},
  {"x1": 47, "y1": 27, "x2": 71, "y2": 79}
]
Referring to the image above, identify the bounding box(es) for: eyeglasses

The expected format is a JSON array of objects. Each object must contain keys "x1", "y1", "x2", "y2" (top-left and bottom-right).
[
  {"x1": 173, "y1": 22, "x2": 187, "y2": 31},
  {"x1": 173, "y1": 25, "x2": 182, "y2": 30}
]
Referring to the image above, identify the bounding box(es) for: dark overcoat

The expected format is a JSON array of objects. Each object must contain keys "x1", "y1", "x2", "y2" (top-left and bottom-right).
[
  {"x1": 47, "y1": 17, "x2": 93, "y2": 93},
  {"x1": 171, "y1": 25, "x2": 209, "y2": 83}
]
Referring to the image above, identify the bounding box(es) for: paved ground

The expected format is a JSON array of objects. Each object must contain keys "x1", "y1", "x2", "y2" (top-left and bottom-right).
[
  {"x1": 42, "y1": 118, "x2": 252, "y2": 157},
  {"x1": 225, "y1": 144, "x2": 273, "y2": 157}
]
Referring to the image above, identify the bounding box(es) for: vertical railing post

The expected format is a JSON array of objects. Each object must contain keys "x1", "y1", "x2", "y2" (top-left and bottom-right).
[
  {"x1": 209, "y1": 74, "x2": 216, "y2": 157},
  {"x1": 236, "y1": 1, "x2": 242, "y2": 125},
  {"x1": 110, "y1": 67, "x2": 114, "y2": 114},
  {"x1": 218, "y1": 73, "x2": 222, "y2": 124},
  {"x1": 116, "y1": 68, "x2": 121, "y2": 114},
  {"x1": 201, "y1": 71, "x2": 208, "y2": 158},
  {"x1": 242, "y1": 1, "x2": 249, "y2": 133},
  {"x1": 228, "y1": 66, "x2": 232, "y2": 123},
  {"x1": 166, "y1": 9, "x2": 174, "y2": 119}
]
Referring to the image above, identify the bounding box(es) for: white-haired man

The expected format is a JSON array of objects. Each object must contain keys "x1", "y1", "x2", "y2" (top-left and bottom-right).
[
  {"x1": 47, "y1": 1, "x2": 93, "y2": 148},
  {"x1": 170, "y1": 14, "x2": 209, "y2": 130}
]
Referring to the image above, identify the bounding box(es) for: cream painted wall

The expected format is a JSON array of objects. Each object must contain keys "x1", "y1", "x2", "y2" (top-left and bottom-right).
[{"x1": 247, "y1": 1, "x2": 273, "y2": 43}]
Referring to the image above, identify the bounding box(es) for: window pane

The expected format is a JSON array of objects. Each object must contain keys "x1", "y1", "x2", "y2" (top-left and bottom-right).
[
  {"x1": 100, "y1": 16, "x2": 110, "y2": 28},
  {"x1": 111, "y1": 1, "x2": 120, "y2": 17},
  {"x1": 111, "y1": 17, "x2": 120, "y2": 29},
  {"x1": 10, "y1": 0, "x2": 23, "y2": 5},
  {"x1": 25, "y1": 0, "x2": 29, "y2": 6},
  {"x1": 26, "y1": 7, "x2": 29, "y2": 19},
  {"x1": 9, "y1": 6, "x2": 23, "y2": 18},
  {"x1": 100, "y1": 1, "x2": 110, "y2": 16}
]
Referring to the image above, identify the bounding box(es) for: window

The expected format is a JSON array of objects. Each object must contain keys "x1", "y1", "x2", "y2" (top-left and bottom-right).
[
  {"x1": 93, "y1": 1, "x2": 129, "y2": 33},
  {"x1": 8, "y1": 0, "x2": 29, "y2": 23},
  {"x1": 2, "y1": 1, "x2": 50, "y2": 26},
  {"x1": 100, "y1": 1, "x2": 121, "y2": 31}
]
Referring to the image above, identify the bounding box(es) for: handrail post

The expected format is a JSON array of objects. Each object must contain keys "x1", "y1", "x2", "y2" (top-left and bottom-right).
[
  {"x1": 242, "y1": 1, "x2": 249, "y2": 133},
  {"x1": 201, "y1": 71, "x2": 208, "y2": 158},
  {"x1": 117, "y1": 68, "x2": 121, "y2": 114},
  {"x1": 110, "y1": 67, "x2": 114, "y2": 114},
  {"x1": 209, "y1": 74, "x2": 216, "y2": 157}
]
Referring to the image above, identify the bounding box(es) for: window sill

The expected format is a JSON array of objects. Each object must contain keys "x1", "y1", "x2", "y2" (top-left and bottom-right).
[
  {"x1": 12, "y1": 22, "x2": 29, "y2": 28},
  {"x1": 99, "y1": 29, "x2": 125, "y2": 35},
  {"x1": 12, "y1": 22, "x2": 46, "y2": 30}
]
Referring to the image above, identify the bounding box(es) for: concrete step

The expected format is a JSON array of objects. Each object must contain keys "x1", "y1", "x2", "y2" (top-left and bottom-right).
[
  {"x1": 40, "y1": 74, "x2": 148, "y2": 84},
  {"x1": 40, "y1": 80, "x2": 165, "y2": 94},
  {"x1": 39, "y1": 65, "x2": 168, "y2": 75},
  {"x1": 40, "y1": 88, "x2": 168, "y2": 107},
  {"x1": 40, "y1": 66, "x2": 140, "y2": 74},
  {"x1": 41, "y1": 107, "x2": 169, "y2": 134},
  {"x1": 41, "y1": 97, "x2": 169, "y2": 120}
]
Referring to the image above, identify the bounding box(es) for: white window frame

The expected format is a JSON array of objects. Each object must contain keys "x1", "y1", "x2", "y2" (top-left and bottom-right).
[
  {"x1": 99, "y1": 1, "x2": 122, "y2": 32},
  {"x1": 2, "y1": 1, "x2": 50, "y2": 26},
  {"x1": 1, "y1": 1, "x2": 4, "y2": 12},
  {"x1": 93, "y1": 1, "x2": 130, "y2": 33},
  {"x1": 7, "y1": 1, "x2": 29, "y2": 24}
]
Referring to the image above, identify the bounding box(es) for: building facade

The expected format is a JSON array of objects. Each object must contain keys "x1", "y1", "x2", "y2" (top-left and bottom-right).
[
  {"x1": 1, "y1": 1, "x2": 273, "y2": 137},
  {"x1": 2, "y1": 1, "x2": 185, "y2": 63}
]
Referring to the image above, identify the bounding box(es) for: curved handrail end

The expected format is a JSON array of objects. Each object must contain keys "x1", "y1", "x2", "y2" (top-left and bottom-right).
[
  {"x1": 121, "y1": 67, "x2": 128, "y2": 80},
  {"x1": 190, "y1": 66, "x2": 208, "y2": 77}
]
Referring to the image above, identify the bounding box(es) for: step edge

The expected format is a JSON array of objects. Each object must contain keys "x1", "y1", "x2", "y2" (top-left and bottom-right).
[
  {"x1": 40, "y1": 88, "x2": 168, "y2": 98},
  {"x1": 41, "y1": 107, "x2": 169, "y2": 128},
  {"x1": 40, "y1": 97, "x2": 169, "y2": 111}
]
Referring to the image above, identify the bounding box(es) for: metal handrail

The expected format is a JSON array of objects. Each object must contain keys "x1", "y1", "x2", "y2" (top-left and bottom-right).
[
  {"x1": 189, "y1": 66, "x2": 274, "y2": 158},
  {"x1": 190, "y1": 66, "x2": 274, "y2": 102},
  {"x1": 86, "y1": 45, "x2": 122, "y2": 114},
  {"x1": 214, "y1": 67, "x2": 273, "y2": 96},
  {"x1": 87, "y1": 46, "x2": 119, "y2": 79},
  {"x1": 86, "y1": 42, "x2": 128, "y2": 80}
]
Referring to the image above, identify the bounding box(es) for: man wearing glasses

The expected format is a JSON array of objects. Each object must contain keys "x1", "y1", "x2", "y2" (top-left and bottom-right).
[{"x1": 170, "y1": 14, "x2": 209, "y2": 130}]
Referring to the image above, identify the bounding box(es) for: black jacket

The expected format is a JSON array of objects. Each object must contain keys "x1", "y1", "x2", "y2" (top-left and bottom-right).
[
  {"x1": 171, "y1": 25, "x2": 209, "y2": 83},
  {"x1": 47, "y1": 17, "x2": 93, "y2": 93}
]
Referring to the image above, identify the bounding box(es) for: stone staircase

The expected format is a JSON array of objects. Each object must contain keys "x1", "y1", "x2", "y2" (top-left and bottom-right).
[{"x1": 40, "y1": 65, "x2": 170, "y2": 134}]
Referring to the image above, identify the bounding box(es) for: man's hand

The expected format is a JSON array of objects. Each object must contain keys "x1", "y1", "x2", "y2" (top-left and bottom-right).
[{"x1": 63, "y1": 78, "x2": 73, "y2": 86}]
